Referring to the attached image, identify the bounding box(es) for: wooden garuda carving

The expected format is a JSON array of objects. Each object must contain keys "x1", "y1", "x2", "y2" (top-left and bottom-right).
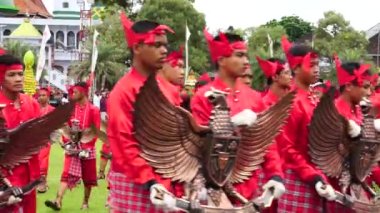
[
  {"x1": 133, "y1": 73, "x2": 295, "y2": 212},
  {"x1": 309, "y1": 89, "x2": 380, "y2": 212}
]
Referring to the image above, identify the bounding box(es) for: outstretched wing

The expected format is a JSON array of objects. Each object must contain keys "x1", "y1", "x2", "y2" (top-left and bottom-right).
[
  {"x1": 308, "y1": 88, "x2": 350, "y2": 178},
  {"x1": 230, "y1": 92, "x2": 295, "y2": 183},
  {"x1": 0, "y1": 101, "x2": 75, "y2": 168},
  {"x1": 133, "y1": 74, "x2": 205, "y2": 183}
]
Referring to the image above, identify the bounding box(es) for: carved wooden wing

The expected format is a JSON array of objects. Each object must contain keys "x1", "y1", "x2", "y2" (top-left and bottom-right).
[
  {"x1": 0, "y1": 101, "x2": 75, "y2": 168},
  {"x1": 230, "y1": 91, "x2": 295, "y2": 183},
  {"x1": 308, "y1": 89, "x2": 350, "y2": 178},
  {"x1": 133, "y1": 73, "x2": 205, "y2": 183}
]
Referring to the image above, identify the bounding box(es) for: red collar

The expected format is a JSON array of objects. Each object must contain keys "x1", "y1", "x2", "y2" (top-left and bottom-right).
[
  {"x1": 211, "y1": 77, "x2": 244, "y2": 93},
  {"x1": 335, "y1": 96, "x2": 362, "y2": 123}
]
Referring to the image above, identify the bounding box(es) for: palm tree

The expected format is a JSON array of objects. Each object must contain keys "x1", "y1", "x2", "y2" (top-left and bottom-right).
[
  {"x1": 70, "y1": 41, "x2": 127, "y2": 89},
  {"x1": 3, "y1": 40, "x2": 38, "y2": 70}
]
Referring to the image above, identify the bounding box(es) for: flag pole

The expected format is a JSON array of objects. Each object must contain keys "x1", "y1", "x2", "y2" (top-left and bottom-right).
[{"x1": 185, "y1": 21, "x2": 191, "y2": 85}]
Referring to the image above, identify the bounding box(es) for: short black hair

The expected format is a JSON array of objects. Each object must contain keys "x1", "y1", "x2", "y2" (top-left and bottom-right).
[
  {"x1": 339, "y1": 62, "x2": 372, "y2": 92},
  {"x1": 131, "y1": 20, "x2": 160, "y2": 33},
  {"x1": 289, "y1": 44, "x2": 313, "y2": 57},
  {"x1": 265, "y1": 58, "x2": 286, "y2": 86},
  {"x1": 129, "y1": 20, "x2": 161, "y2": 57},
  {"x1": 0, "y1": 54, "x2": 22, "y2": 66},
  {"x1": 213, "y1": 33, "x2": 244, "y2": 69}
]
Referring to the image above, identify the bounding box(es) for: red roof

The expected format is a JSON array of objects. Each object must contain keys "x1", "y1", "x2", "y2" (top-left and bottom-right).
[{"x1": 14, "y1": 0, "x2": 51, "y2": 18}]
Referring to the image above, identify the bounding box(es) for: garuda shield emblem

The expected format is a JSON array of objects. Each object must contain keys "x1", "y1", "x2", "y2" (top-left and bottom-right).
[{"x1": 133, "y1": 73, "x2": 295, "y2": 212}]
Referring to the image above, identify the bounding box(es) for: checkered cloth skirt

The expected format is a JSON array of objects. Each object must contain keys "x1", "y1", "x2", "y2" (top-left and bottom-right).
[
  {"x1": 108, "y1": 170, "x2": 179, "y2": 213},
  {"x1": 67, "y1": 148, "x2": 96, "y2": 189},
  {"x1": 277, "y1": 170, "x2": 324, "y2": 213}
]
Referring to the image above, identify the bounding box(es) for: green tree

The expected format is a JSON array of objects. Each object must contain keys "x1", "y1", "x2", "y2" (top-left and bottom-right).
[
  {"x1": 314, "y1": 11, "x2": 369, "y2": 60},
  {"x1": 3, "y1": 40, "x2": 38, "y2": 70},
  {"x1": 265, "y1": 16, "x2": 313, "y2": 41},
  {"x1": 137, "y1": 0, "x2": 209, "y2": 73},
  {"x1": 72, "y1": 6, "x2": 128, "y2": 89}
]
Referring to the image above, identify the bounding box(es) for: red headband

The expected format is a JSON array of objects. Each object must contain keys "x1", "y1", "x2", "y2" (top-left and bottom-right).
[
  {"x1": 120, "y1": 11, "x2": 174, "y2": 48},
  {"x1": 0, "y1": 64, "x2": 23, "y2": 83},
  {"x1": 334, "y1": 55, "x2": 371, "y2": 86},
  {"x1": 255, "y1": 56, "x2": 284, "y2": 78},
  {"x1": 204, "y1": 28, "x2": 247, "y2": 63},
  {"x1": 281, "y1": 36, "x2": 318, "y2": 72},
  {"x1": 166, "y1": 46, "x2": 184, "y2": 67},
  {"x1": 0, "y1": 48, "x2": 5, "y2": 55},
  {"x1": 371, "y1": 73, "x2": 379, "y2": 87},
  {"x1": 39, "y1": 87, "x2": 51, "y2": 97}
]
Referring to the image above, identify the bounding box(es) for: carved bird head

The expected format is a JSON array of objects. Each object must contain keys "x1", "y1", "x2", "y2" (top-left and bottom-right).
[{"x1": 205, "y1": 88, "x2": 229, "y2": 109}]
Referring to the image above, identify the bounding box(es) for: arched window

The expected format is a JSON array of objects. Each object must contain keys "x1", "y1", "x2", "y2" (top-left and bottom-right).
[
  {"x1": 3, "y1": 29, "x2": 11, "y2": 36},
  {"x1": 48, "y1": 31, "x2": 54, "y2": 44},
  {"x1": 76, "y1": 32, "x2": 81, "y2": 49},
  {"x1": 56, "y1": 31, "x2": 64, "y2": 49},
  {"x1": 67, "y1": 31, "x2": 75, "y2": 48}
]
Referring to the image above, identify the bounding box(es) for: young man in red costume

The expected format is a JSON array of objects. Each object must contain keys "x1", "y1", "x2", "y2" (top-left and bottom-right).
[
  {"x1": 311, "y1": 80, "x2": 331, "y2": 100},
  {"x1": 0, "y1": 51, "x2": 41, "y2": 213},
  {"x1": 36, "y1": 87, "x2": 55, "y2": 193},
  {"x1": 256, "y1": 56, "x2": 292, "y2": 107},
  {"x1": 45, "y1": 82, "x2": 100, "y2": 210},
  {"x1": 190, "y1": 29, "x2": 286, "y2": 205},
  {"x1": 328, "y1": 58, "x2": 373, "y2": 212},
  {"x1": 158, "y1": 47, "x2": 185, "y2": 106},
  {"x1": 106, "y1": 12, "x2": 181, "y2": 212},
  {"x1": 275, "y1": 36, "x2": 336, "y2": 212}
]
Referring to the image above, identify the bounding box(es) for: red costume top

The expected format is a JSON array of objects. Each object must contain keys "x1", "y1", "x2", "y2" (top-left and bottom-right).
[
  {"x1": 63, "y1": 102, "x2": 100, "y2": 149},
  {"x1": 334, "y1": 97, "x2": 362, "y2": 125},
  {"x1": 107, "y1": 68, "x2": 182, "y2": 190},
  {"x1": 262, "y1": 89, "x2": 279, "y2": 107},
  {"x1": 0, "y1": 93, "x2": 41, "y2": 187},
  {"x1": 190, "y1": 77, "x2": 283, "y2": 199},
  {"x1": 276, "y1": 87, "x2": 327, "y2": 184},
  {"x1": 40, "y1": 104, "x2": 55, "y2": 116},
  {"x1": 157, "y1": 75, "x2": 182, "y2": 106}
]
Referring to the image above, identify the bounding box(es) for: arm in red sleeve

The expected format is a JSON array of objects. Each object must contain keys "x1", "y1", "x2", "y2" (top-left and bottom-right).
[
  {"x1": 190, "y1": 92, "x2": 212, "y2": 126},
  {"x1": 262, "y1": 142, "x2": 283, "y2": 181},
  {"x1": 277, "y1": 102, "x2": 326, "y2": 185},
  {"x1": 107, "y1": 91, "x2": 157, "y2": 185}
]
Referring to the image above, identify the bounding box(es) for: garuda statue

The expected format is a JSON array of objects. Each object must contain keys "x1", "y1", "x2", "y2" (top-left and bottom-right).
[
  {"x1": 309, "y1": 89, "x2": 380, "y2": 212},
  {"x1": 133, "y1": 73, "x2": 295, "y2": 212},
  {"x1": 0, "y1": 101, "x2": 74, "y2": 206}
]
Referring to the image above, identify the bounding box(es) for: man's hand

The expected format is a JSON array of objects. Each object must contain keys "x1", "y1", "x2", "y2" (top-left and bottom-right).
[
  {"x1": 149, "y1": 184, "x2": 177, "y2": 211},
  {"x1": 348, "y1": 120, "x2": 361, "y2": 138},
  {"x1": 315, "y1": 181, "x2": 336, "y2": 201}
]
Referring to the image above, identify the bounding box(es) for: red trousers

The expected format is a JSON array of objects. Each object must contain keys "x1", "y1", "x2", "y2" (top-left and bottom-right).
[
  {"x1": 38, "y1": 144, "x2": 51, "y2": 176},
  {"x1": 60, "y1": 154, "x2": 97, "y2": 187}
]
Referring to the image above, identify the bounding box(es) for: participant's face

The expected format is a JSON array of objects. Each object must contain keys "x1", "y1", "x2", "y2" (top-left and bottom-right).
[
  {"x1": 134, "y1": 35, "x2": 168, "y2": 71},
  {"x1": 3, "y1": 69, "x2": 24, "y2": 92},
  {"x1": 347, "y1": 80, "x2": 371, "y2": 104},
  {"x1": 38, "y1": 90, "x2": 49, "y2": 104},
  {"x1": 220, "y1": 49, "x2": 249, "y2": 78},
  {"x1": 163, "y1": 59, "x2": 185, "y2": 85},
  {"x1": 296, "y1": 58, "x2": 320, "y2": 85},
  {"x1": 239, "y1": 68, "x2": 253, "y2": 86},
  {"x1": 275, "y1": 64, "x2": 292, "y2": 88}
]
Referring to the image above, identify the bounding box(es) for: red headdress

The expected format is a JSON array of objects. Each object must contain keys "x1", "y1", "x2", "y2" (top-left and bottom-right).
[
  {"x1": 255, "y1": 56, "x2": 284, "y2": 78},
  {"x1": 39, "y1": 87, "x2": 51, "y2": 97},
  {"x1": 204, "y1": 28, "x2": 247, "y2": 63},
  {"x1": 281, "y1": 35, "x2": 318, "y2": 72},
  {"x1": 166, "y1": 46, "x2": 184, "y2": 67},
  {"x1": 334, "y1": 54, "x2": 371, "y2": 86},
  {"x1": 371, "y1": 73, "x2": 379, "y2": 87},
  {"x1": 120, "y1": 11, "x2": 174, "y2": 48}
]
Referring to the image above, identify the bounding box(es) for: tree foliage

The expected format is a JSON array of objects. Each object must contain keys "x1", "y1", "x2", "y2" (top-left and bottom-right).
[
  {"x1": 265, "y1": 16, "x2": 313, "y2": 41},
  {"x1": 137, "y1": 0, "x2": 208, "y2": 72}
]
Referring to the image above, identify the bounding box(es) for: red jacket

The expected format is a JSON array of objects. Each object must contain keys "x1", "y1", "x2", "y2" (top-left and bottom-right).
[
  {"x1": 107, "y1": 68, "x2": 181, "y2": 190},
  {"x1": 276, "y1": 87, "x2": 327, "y2": 184},
  {"x1": 190, "y1": 77, "x2": 283, "y2": 199},
  {"x1": 0, "y1": 93, "x2": 41, "y2": 186},
  {"x1": 262, "y1": 89, "x2": 279, "y2": 107}
]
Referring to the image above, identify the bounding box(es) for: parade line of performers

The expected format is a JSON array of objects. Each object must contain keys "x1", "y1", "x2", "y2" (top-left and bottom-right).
[{"x1": 0, "y1": 12, "x2": 380, "y2": 213}]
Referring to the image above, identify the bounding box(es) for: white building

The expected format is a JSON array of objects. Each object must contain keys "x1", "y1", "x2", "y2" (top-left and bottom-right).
[{"x1": 0, "y1": 0, "x2": 98, "y2": 91}]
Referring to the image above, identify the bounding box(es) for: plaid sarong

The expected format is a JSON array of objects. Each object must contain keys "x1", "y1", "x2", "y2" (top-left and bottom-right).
[
  {"x1": 277, "y1": 169, "x2": 324, "y2": 213},
  {"x1": 108, "y1": 170, "x2": 180, "y2": 213},
  {"x1": 67, "y1": 148, "x2": 96, "y2": 189}
]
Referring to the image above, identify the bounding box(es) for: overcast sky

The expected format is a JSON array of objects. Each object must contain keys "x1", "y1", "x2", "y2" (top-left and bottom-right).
[{"x1": 194, "y1": 0, "x2": 379, "y2": 32}]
